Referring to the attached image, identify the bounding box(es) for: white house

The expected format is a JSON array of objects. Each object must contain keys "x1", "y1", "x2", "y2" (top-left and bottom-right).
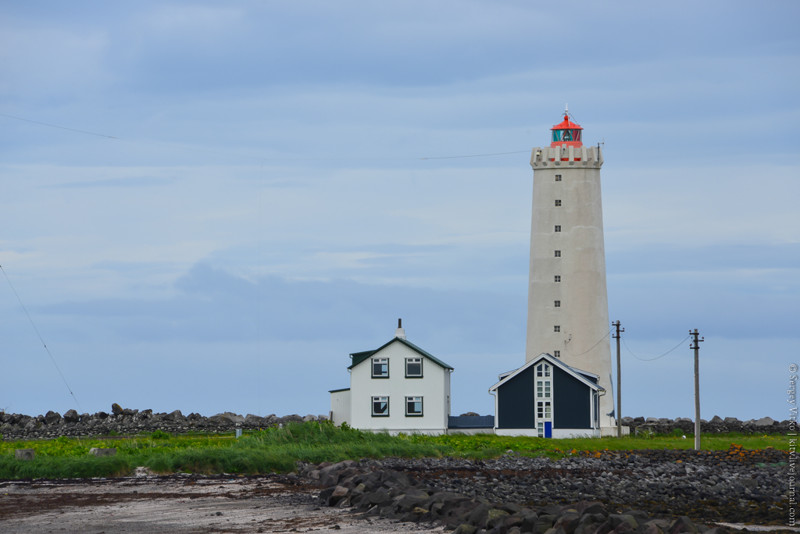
[{"x1": 329, "y1": 321, "x2": 453, "y2": 435}]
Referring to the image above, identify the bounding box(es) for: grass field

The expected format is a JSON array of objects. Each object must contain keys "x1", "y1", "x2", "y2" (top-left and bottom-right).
[{"x1": 0, "y1": 422, "x2": 788, "y2": 480}]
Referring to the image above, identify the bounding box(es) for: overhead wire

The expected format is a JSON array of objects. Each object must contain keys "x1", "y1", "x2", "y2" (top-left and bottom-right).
[
  {"x1": 622, "y1": 334, "x2": 691, "y2": 362},
  {"x1": 0, "y1": 265, "x2": 82, "y2": 411},
  {"x1": 0, "y1": 112, "x2": 529, "y2": 162},
  {"x1": 569, "y1": 327, "x2": 613, "y2": 357}
]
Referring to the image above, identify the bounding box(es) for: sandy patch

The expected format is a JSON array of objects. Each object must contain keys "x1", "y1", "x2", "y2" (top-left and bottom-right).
[{"x1": 0, "y1": 474, "x2": 445, "y2": 533}]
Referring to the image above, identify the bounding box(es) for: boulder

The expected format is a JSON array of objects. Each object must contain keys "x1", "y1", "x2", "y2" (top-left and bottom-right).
[
  {"x1": 15, "y1": 449, "x2": 35, "y2": 460},
  {"x1": 214, "y1": 412, "x2": 244, "y2": 424},
  {"x1": 63, "y1": 409, "x2": 80, "y2": 423},
  {"x1": 754, "y1": 416, "x2": 775, "y2": 427},
  {"x1": 44, "y1": 410, "x2": 62, "y2": 425},
  {"x1": 111, "y1": 403, "x2": 123, "y2": 416},
  {"x1": 90, "y1": 447, "x2": 117, "y2": 457},
  {"x1": 244, "y1": 414, "x2": 268, "y2": 426},
  {"x1": 166, "y1": 409, "x2": 185, "y2": 421}
]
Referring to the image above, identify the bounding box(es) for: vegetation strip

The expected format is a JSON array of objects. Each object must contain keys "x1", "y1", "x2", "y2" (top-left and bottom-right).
[{"x1": 0, "y1": 421, "x2": 788, "y2": 480}]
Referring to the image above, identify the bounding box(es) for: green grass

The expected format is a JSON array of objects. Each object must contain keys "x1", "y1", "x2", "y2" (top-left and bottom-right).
[{"x1": 0, "y1": 422, "x2": 788, "y2": 480}]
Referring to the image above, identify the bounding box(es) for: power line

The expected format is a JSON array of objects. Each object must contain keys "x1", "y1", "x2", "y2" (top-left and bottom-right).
[
  {"x1": 0, "y1": 112, "x2": 118, "y2": 139},
  {"x1": 1, "y1": 112, "x2": 529, "y2": 162},
  {"x1": 622, "y1": 334, "x2": 691, "y2": 362},
  {"x1": 570, "y1": 328, "x2": 612, "y2": 357},
  {"x1": 418, "y1": 150, "x2": 529, "y2": 160},
  {"x1": 0, "y1": 265, "x2": 81, "y2": 411}
]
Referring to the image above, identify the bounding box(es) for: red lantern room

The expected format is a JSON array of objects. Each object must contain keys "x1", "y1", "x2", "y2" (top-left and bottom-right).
[{"x1": 550, "y1": 108, "x2": 583, "y2": 148}]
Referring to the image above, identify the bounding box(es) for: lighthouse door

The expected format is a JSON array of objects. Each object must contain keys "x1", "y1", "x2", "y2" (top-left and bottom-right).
[{"x1": 535, "y1": 362, "x2": 553, "y2": 438}]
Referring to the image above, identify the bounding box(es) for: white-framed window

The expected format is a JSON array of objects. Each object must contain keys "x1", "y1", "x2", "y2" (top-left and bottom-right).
[
  {"x1": 405, "y1": 357, "x2": 423, "y2": 378},
  {"x1": 555, "y1": 174, "x2": 562, "y2": 182},
  {"x1": 554, "y1": 325, "x2": 560, "y2": 332},
  {"x1": 536, "y1": 380, "x2": 551, "y2": 399},
  {"x1": 554, "y1": 300, "x2": 561, "y2": 307},
  {"x1": 405, "y1": 396, "x2": 423, "y2": 417},
  {"x1": 537, "y1": 401, "x2": 552, "y2": 419},
  {"x1": 554, "y1": 225, "x2": 562, "y2": 232},
  {"x1": 554, "y1": 250, "x2": 561, "y2": 257},
  {"x1": 554, "y1": 275, "x2": 561, "y2": 283},
  {"x1": 537, "y1": 421, "x2": 545, "y2": 437},
  {"x1": 371, "y1": 396, "x2": 389, "y2": 417},
  {"x1": 536, "y1": 362, "x2": 551, "y2": 378},
  {"x1": 554, "y1": 199, "x2": 562, "y2": 207},
  {"x1": 553, "y1": 350, "x2": 560, "y2": 358},
  {"x1": 371, "y1": 357, "x2": 389, "y2": 378}
]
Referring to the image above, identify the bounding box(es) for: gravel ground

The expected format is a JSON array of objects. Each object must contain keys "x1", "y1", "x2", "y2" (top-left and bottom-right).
[{"x1": 0, "y1": 474, "x2": 444, "y2": 534}]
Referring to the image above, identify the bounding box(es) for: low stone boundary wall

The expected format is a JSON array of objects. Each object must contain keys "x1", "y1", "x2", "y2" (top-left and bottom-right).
[
  {"x1": 0, "y1": 405, "x2": 787, "y2": 440},
  {"x1": 621, "y1": 415, "x2": 788, "y2": 435},
  {"x1": 0, "y1": 404, "x2": 327, "y2": 440}
]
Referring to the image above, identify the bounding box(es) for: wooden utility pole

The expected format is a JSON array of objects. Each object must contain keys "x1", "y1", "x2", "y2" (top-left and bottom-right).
[
  {"x1": 690, "y1": 329, "x2": 704, "y2": 450},
  {"x1": 612, "y1": 320, "x2": 624, "y2": 437}
]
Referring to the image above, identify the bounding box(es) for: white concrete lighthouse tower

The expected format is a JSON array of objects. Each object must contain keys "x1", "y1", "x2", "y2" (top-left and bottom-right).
[{"x1": 525, "y1": 109, "x2": 616, "y2": 430}]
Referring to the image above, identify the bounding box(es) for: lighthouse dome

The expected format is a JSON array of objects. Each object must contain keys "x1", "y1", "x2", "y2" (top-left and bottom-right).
[{"x1": 550, "y1": 110, "x2": 583, "y2": 148}]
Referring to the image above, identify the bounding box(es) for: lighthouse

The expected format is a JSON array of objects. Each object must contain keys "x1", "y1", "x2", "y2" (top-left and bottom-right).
[{"x1": 525, "y1": 109, "x2": 616, "y2": 430}]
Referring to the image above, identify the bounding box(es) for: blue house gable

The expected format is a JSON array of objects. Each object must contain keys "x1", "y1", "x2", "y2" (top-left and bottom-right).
[{"x1": 489, "y1": 353, "x2": 605, "y2": 438}]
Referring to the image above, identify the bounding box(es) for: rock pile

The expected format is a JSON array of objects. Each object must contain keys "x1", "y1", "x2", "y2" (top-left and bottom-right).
[
  {"x1": 301, "y1": 456, "x2": 764, "y2": 534},
  {"x1": 0, "y1": 404, "x2": 327, "y2": 440}
]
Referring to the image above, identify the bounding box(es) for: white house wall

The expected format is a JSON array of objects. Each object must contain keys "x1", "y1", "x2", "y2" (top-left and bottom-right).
[
  {"x1": 349, "y1": 341, "x2": 450, "y2": 434},
  {"x1": 329, "y1": 389, "x2": 351, "y2": 426}
]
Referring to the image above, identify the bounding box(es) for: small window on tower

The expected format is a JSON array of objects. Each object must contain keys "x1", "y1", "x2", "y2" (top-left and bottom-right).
[
  {"x1": 554, "y1": 225, "x2": 561, "y2": 232},
  {"x1": 554, "y1": 300, "x2": 561, "y2": 307},
  {"x1": 554, "y1": 200, "x2": 562, "y2": 207},
  {"x1": 554, "y1": 250, "x2": 561, "y2": 257},
  {"x1": 555, "y1": 174, "x2": 562, "y2": 182},
  {"x1": 554, "y1": 275, "x2": 561, "y2": 283},
  {"x1": 553, "y1": 350, "x2": 561, "y2": 358},
  {"x1": 554, "y1": 325, "x2": 560, "y2": 333}
]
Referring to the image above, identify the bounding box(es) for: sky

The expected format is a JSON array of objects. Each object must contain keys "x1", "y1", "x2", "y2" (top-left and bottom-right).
[{"x1": 1, "y1": 1, "x2": 798, "y2": 422}]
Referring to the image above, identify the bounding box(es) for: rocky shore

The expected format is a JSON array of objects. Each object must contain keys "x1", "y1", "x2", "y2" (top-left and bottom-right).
[{"x1": 304, "y1": 448, "x2": 788, "y2": 533}]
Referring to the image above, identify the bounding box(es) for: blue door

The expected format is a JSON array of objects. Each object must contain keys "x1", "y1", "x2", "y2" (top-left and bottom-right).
[{"x1": 544, "y1": 421, "x2": 552, "y2": 438}]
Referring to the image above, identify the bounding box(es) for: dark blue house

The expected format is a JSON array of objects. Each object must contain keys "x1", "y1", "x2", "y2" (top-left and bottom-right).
[{"x1": 489, "y1": 353, "x2": 604, "y2": 438}]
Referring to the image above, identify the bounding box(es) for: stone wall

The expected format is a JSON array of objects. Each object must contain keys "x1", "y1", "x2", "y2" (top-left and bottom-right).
[
  {"x1": 0, "y1": 404, "x2": 327, "y2": 440},
  {"x1": 1, "y1": 406, "x2": 789, "y2": 440},
  {"x1": 621, "y1": 415, "x2": 789, "y2": 435}
]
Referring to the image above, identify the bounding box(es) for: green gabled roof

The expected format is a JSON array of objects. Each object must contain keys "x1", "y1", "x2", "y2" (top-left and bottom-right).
[
  {"x1": 348, "y1": 350, "x2": 378, "y2": 369},
  {"x1": 348, "y1": 337, "x2": 454, "y2": 370}
]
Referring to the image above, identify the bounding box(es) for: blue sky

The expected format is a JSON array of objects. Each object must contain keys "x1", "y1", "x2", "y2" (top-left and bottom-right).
[{"x1": 1, "y1": 1, "x2": 798, "y2": 421}]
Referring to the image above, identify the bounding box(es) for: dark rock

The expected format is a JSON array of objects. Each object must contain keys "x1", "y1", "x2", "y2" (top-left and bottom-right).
[
  {"x1": 44, "y1": 410, "x2": 62, "y2": 425},
  {"x1": 111, "y1": 403, "x2": 123, "y2": 416},
  {"x1": 667, "y1": 516, "x2": 698, "y2": 533},
  {"x1": 63, "y1": 409, "x2": 79, "y2": 423}
]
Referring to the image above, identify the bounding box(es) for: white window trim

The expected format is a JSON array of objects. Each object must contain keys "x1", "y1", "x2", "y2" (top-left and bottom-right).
[
  {"x1": 405, "y1": 357, "x2": 423, "y2": 378},
  {"x1": 405, "y1": 396, "x2": 423, "y2": 417},
  {"x1": 371, "y1": 357, "x2": 389, "y2": 378},
  {"x1": 371, "y1": 396, "x2": 389, "y2": 417}
]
